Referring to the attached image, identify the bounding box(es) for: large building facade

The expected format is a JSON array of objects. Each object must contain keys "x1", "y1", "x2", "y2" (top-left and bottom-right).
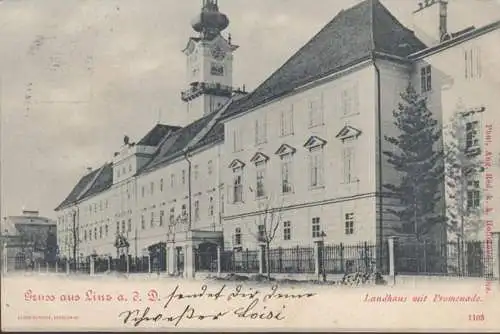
[{"x1": 55, "y1": 0, "x2": 500, "y2": 276}]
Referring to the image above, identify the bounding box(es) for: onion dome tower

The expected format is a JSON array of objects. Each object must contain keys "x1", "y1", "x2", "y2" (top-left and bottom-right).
[
  {"x1": 191, "y1": 0, "x2": 230, "y2": 40},
  {"x1": 181, "y1": 0, "x2": 239, "y2": 125}
]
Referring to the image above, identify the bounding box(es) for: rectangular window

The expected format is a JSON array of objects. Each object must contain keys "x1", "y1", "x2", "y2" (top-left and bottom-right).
[
  {"x1": 208, "y1": 160, "x2": 213, "y2": 175},
  {"x1": 94, "y1": 228, "x2": 97, "y2": 240},
  {"x1": 280, "y1": 106, "x2": 294, "y2": 137},
  {"x1": 258, "y1": 224, "x2": 265, "y2": 241},
  {"x1": 121, "y1": 220, "x2": 126, "y2": 234},
  {"x1": 170, "y1": 174, "x2": 175, "y2": 188},
  {"x1": 194, "y1": 165, "x2": 199, "y2": 180},
  {"x1": 467, "y1": 174, "x2": 481, "y2": 210},
  {"x1": 341, "y1": 84, "x2": 359, "y2": 116},
  {"x1": 283, "y1": 221, "x2": 291, "y2": 241},
  {"x1": 256, "y1": 166, "x2": 266, "y2": 198},
  {"x1": 116, "y1": 221, "x2": 119, "y2": 233},
  {"x1": 344, "y1": 213, "x2": 354, "y2": 235},
  {"x1": 150, "y1": 212, "x2": 155, "y2": 228},
  {"x1": 465, "y1": 47, "x2": 482, "y2": 80},
  {"x1": 465, "y1": 121, "x2": 480, "y2": 150},
  {"x1": 141, "y1": 186, "x2": 145, "y2": 198},
  {"x1": 254, "y1": 115, "x2": 267, "y2": 145},
  {"x1": 182, "y1": 170, "x2": 186, "y2": 185},
  {"x1": 99, "y1": 226, "x2": 103, "y2": 239},
  {"x1": 343, "y1": 147, "x2": 355, "y2": 184},
  {"x1": 105, "y1": 224, "x2": 108, "y2": 237},
  {"x1": 160, "y1": 179, "x2": 164, "y2": 192},
  {"x1": 420, "y1": 65, "x2": 432, "y2": 93},
  {"x1": 234, "y1": 227, "x2": 242, "y2": 245},
  {"x1": 309, "y1": 148, "x2": 324, "y2": 187},
  {"x1": 233, "y1": 172, "x2": 243, "y2": 203},
  {"x1": 127, "y1": 219, "x2": 132, "y2": 232},
  {"x1": 232, "y1": 128, "x2": 242, "y2": 152},
  {"x1": 209, "y1": 197, "x2": 214, "y2": 216},
  {"x1": 84, "y1": 230, "x2": 87, "y2": 241},
  {"x1": 312, "y1": 217, "x2": 321, "y2": 238},
  {"x1": 169, "y1": 208, "x2": 175, "y2": 225},
  {"x1": 89, "y1": 229, "x2": 92, "y2": 241},
  {"x1": 150, "y1": 182, "x2": 154, "y2": 195},
  {"x1": 281, "y1": 153, "x2": 293, "y2": 194},
  {"x1": 141, "y1": 215, "x2": 145, "y2": 230},
  {"x1": 159, "y1": 211, "x2": 164, "y2": 226},
  {"x1": 194, "y1": 200, "x2": 200, "y2": 221},
  {"x1": 308, "y1": 95, "x2": 324, "y2": 127}
]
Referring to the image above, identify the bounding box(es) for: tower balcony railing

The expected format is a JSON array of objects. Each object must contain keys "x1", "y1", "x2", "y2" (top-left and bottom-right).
[{"x1": 181, "y1": 82, "x2": 233, "y2": 102}]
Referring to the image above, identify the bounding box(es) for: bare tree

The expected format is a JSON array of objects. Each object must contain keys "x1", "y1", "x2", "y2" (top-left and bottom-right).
[{"x1": 248, "y1": 191, "x2": 285, "y2": 280}]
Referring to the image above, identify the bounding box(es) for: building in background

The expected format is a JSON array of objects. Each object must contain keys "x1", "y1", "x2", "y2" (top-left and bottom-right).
[
  {"x1": 55, "y1": 0, "x2": 500, "y2": 277},
  {"x1": 0, "y1": 210, "x2": 57, "y2": 270}
]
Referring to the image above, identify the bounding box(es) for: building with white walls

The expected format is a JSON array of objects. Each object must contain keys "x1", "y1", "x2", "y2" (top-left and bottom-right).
[{"x1": 55, "y1": 0, "x2": 500, "y2": 277}]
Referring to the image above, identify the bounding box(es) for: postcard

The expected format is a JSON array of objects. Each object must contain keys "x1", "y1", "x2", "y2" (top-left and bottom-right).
[{"x1": 1, "y1": 0, "x2": 500, "y2": 332}]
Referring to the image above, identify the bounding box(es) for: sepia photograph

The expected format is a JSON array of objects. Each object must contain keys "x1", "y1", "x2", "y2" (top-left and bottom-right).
[{"x1": 0, "y1": 0, "x2": 499, "y2": 331}]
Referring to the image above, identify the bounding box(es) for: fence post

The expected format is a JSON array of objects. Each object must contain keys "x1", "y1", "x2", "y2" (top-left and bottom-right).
[
  {"x1": 46, "y1": 262, "x2": 49, "y2": 273},
  {"x1": 148, "y1": 255, "x2": 152, "y2": 274},
  {"x1": 388, "y1": 237, "x2": 396, "y2": 285},
  {"x1": 126, "y1": 255, "x2": 130, "y2": 274},
  {"x1": 107, "y1": 257, "x2": 111, "y2": 271},
  {"x1": 66, "y1": 261, "x2": 70, "y2": 274},
  {"x1": 2, "y1": 242, "x2": 7, "y2": 274},
  {"x1": 314, "y1": 241, "x2": 320, "y2": 278},
  {"x1": 340, "y1": 243, "x2": 344, "y2": 273},
  {"x1": 90, "y1": 257, "x2": 95, "y2": 276},
  {"x1": 55, "y1": 261, "x2": 58, "y2": 273},
  {"x1": 258, "y1": 246, "x2": 264, "y2": 275},
  {"x1": 216, "y1": 246, "x2": 221, "y2": 276},
  {"x1": 493, "y1": 232, "x2": 500, "y2": 283}
]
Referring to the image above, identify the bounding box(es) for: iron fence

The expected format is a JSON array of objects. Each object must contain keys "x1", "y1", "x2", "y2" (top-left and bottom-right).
[
  {"x1": 220, "y1": 249, "x2": 259, "y2": 274},
  {"x1": 195, "y1": 250, "x2": 218, "y2": 272},
  {"x1": 394, "y1": 239, "x2": 493, "y2": 277},
  {"x1": 323, "y1": 242, "x2": 378, "y2": 274},
  {"x1": 266, "y1": 246, "x2": 315, "y2": 274}
]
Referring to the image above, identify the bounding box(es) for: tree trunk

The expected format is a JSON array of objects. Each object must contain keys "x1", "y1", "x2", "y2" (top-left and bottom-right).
[{"x1": 266, "y1": 243, "x2": 271, "y2": 280}]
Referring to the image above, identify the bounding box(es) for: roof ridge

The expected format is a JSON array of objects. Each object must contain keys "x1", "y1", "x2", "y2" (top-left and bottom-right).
[
  {"x1": 75, "y1": 164, "x2": 107, "y2": 202},
  {"x1": 245, "y1": 6, "x2": 348, "y2": 101}
]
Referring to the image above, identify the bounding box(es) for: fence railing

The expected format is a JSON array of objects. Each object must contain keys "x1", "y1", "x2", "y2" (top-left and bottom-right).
[
  {"x1": 220, "y1": 249, "x2": 259, "y2": 274},
  {"x1": 394, "y1": 239, "x2": 494, "y2": 278},
  {"x1": 322, "y1": 243, "x2": 379, "y2": 274},
  {"x1": 266, "y1": 246, "x2": 315, "y2": 274}
]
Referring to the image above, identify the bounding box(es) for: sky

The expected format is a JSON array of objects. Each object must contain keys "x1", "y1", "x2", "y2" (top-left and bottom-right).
[{"x1": 0, "y1": 0, "x2": 499, "y2": 220}]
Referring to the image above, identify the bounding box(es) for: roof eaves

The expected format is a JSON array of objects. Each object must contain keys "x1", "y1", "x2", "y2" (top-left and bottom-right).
[{"x1": 408, "y1": 19, "x2": 500, "y2": 60}]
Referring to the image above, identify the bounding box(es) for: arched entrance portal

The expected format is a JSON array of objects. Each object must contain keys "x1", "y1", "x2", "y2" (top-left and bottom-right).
[
  {"x1": 148, "y1": 242, "x2": 167, "y2": 272},
  {"x1": 195, "y1": 242, "x2": 218, "y2": 272}
]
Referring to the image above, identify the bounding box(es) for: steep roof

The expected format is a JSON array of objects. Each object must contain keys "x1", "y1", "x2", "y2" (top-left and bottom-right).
[
  {"x1": 141, "y1": 110, "x2": 222, "y2": 173},
  {"x1": 222, "y1": 0, "x2": 426, "y2": 119},
  {"x1": 137, "y1": 124, "x2": 181, "y2": 146},
  {"x1": 55, "y1": 164, "x2": 113, "y2": 211}
]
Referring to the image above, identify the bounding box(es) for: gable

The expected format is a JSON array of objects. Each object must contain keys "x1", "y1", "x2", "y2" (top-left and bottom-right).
[
  {"x1": 275, "y1": 144, "x2": 297, "y2": 156},
  {"x1": 304, "y1": 136, "x2": 327, "y2": 150},
  {"x1": 228, "y1": 159, "x2": 245, "y2": 169},
  {"x1": 250, "y1": 152, "x2": 270, "y2": 164},
  {"x1": 336, "y1": 125, "x2": 362, "y2": 141}
]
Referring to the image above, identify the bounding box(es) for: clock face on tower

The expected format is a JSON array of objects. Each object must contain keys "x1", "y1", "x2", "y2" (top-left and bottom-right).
[{"x1": 211, "y1": 45, "x2": 226, "y2": 61}]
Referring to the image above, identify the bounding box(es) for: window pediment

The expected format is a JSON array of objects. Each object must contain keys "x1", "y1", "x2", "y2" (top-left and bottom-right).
[
  {"x1": 228, "y1": 159, "x2": 245, "y2": 170},
  {"x1": 304, "y1": 136, "x2": 327, "y2": 150},
  {"x1": 336, "y1": 125, "x2": 362, "y2": 141},
  {"x1": 250, "y1": 152, "x2": 269, "y2": 165},
  {"x1": 275, "y1": 144, "x2": 296, "y2": 156}
]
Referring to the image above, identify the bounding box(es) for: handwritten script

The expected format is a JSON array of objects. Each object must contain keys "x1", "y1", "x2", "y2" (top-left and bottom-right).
[{"x1": 118, "y1": 284, "x2": 316, "y2": 327}]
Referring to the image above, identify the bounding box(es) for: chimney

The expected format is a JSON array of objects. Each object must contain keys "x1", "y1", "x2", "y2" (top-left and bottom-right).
[
  {"x1": 439, "y1": 0, "x2": 448, "y2": 41},
  {"x1": 412, "y1": 0, "x2": 449, "y2": 46}
]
